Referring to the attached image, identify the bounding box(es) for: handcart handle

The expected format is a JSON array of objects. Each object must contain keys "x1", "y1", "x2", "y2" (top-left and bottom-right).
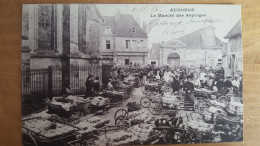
[{"x1": 22, "y1": 117, "x2": 42, "y2": 121}]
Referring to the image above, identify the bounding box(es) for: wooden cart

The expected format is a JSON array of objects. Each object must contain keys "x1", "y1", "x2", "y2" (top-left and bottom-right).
[{"x1": 22, "y1": 117, "x2": 81, "y2": 146}]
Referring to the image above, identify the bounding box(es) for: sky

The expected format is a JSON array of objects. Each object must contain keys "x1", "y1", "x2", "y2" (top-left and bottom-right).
[{"x1": 96, "y1": 4, "x2": 241, "y2": 49}]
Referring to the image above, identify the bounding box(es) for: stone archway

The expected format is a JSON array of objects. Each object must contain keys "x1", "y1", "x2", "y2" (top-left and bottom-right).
[{"x1": 167, "y1": 53, "x2": 180, "y2": 67}]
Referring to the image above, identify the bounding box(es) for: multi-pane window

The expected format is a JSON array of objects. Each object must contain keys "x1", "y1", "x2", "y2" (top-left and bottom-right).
[
  {"x1": 106, "y1": 40, "x2": 110, "y2": 49},
  {"x1": 126, "y1": 40, "x2": 130, "y2": 48}
]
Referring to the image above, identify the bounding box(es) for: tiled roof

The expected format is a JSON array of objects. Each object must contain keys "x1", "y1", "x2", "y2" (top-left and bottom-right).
[
  {"x1": 178, "y1": 26, "x2": 223, "y2": 46},
  {"x1": 102, "y1": 16, "x2": 116, "y2": 26},
  {"x1": 103, "y1": 14, "x2": 147, "y2": 38},
  {"x1": 161, "y1": 39, "x2": 187, "y2": 48},
  {"x1": 224, "y1": 19, "x2": 241, "y2": 39}
]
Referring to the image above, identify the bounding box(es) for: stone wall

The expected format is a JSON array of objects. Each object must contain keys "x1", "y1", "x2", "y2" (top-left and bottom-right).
[
  {"x1": 30, "y1": 58, "x2": 62, "y2": 69},
  {"x1": 115, "y1": 37, "x2": 148, "y2": 52}
]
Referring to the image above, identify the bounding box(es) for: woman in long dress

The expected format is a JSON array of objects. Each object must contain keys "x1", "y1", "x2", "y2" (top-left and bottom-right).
[{"x1": 85, "y1": 75, "x2": 94, "y2": 98}]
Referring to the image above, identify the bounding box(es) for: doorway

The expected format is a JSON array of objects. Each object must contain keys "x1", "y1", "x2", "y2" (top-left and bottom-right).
[
  {"x1": 125, "y1": 59, "x2": 130, "y2": 65},
  {"x1": 167, "y1": 53, "x2": 180, "y2": 67}
]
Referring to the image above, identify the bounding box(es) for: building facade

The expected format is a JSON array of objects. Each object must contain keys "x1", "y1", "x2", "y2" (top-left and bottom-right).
[
  {"x1": 223, "y1": 19, "x2": 242, "y2": 77},
  {"x1": 100, "y1": 12, "x2": 148, "y2": 66},
  {"x1": 21, "y1": 4, "x2": 104, "y2": 70},
  {"x1": 149, "y1": 26, "x2": 223, "y2": 67}
]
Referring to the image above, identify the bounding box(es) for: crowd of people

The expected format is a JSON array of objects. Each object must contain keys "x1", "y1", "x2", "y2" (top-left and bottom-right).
[
  {"x1": 102, "y1": 64, "x2": 242, "y2": 106},
  {"x1": 81, "y1": 64, "x2": 243, "y2": 144},
  {"x1": 83, "y1": 64, "x2": 243, "y2": 109}
]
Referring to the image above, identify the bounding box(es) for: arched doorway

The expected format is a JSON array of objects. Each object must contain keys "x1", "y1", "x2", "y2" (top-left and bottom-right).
[{"x1": 167, "y1": 53, "x2": 180, "y2": 67}]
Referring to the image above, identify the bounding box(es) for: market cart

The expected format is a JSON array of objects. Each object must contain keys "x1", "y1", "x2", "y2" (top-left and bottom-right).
[
  {"x1": 22, "y1": 117, "x2": 82, "y2": 146},
  {"x1": 48, "y1": 96, "x2": 91, "y2": 119},
  {"x1": 102, "y1": 90, "x2": 127, "y2": 106},
  {"x1": 22, "y1": 114, "x2": 111, "y2": 146},
  {"x1": 140, "y1": 91, "x2": 180, "y2": 115},
  {"x1": 113, "y1": 101, "x2": 143, "y2": 128}
]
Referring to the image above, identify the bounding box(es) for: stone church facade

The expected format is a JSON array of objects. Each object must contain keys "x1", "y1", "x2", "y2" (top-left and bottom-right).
[
  {"x1": 21, "y1": 4, "x2": 105, "y2": 70},
  {"x1": 149, "y1": 26, "x2": 223, "y2": 67}
]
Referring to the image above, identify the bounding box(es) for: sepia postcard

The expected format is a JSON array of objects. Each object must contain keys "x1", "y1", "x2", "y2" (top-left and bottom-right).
[{"x1": 21, "y1": 4, "x2": 243, "y2": 145}]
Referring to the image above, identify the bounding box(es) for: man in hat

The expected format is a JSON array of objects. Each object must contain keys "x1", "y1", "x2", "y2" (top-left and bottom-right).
[
  {"x1": 153, "y1": 119, "x2": 176, "y2": 144},
  {"x1": 225, "y1": 76, "x2": 233, "y2": 93}
]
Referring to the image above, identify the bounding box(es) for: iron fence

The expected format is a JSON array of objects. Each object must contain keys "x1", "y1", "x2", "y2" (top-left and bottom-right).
[{"x1": 22, "y1": 65, "x2": 102, "y2": 98}]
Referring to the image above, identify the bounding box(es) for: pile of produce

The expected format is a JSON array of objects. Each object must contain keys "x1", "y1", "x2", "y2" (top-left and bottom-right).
[
  {"x1": 23, "y1": 118, "x2": 75, "y2": 138},
  {"x1": 76, "y1": 116, "x2": 110, "y2": 129},
  {"x1": 203, "y1": 106, "x2": 224, "y2": 122},
  {"x1": 65, "y1": 95, "x2": 90, "y2": 103},
  {"x1": 129, "y1": 123, "x2": 159, "y2": 142},
  {"x1": 187, "y1": 120, "x2": 214, "y2": 133},
  {"x1": 127, "y1": 102, "x2": 141, "y2": 112},
  {"x1": 103, "y1": 90, "x2": 125, "y2": 98},
  {"x1": 95, "y1": 130, "x2": 139, "y2": 146},
  {"x1": 161, "y1": 93, "x2": 178, "y2": 108},
  {"x1": 91, "y1": 96, "x2": 110, "y2": 107},
  {"x1": 48, "y1": 96, "x2": 90, "y2": 113},
  {"x1": 144, "y1": 83, "x2": 159, "y2": 91},
  {"x1": 226, "y1": 101, "x2": 243, "y2": 115},
  {"x1": 128, "y1": 109, "x2": 149, "y2": 122}
]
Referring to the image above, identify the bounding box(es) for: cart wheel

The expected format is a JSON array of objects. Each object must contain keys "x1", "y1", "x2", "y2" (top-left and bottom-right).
[
  {"x1": 140, "y1": 97, "x2": 151, "y2": 108},
  {"x1": 148, "y1": 99, "x2": 163, "y2": 115},
  {"x1": 22, "y1": 133, "x2": 38, "y2": 146},
  {"x1": 114, "y1": 109, "x2": 128, "y2": 121},
  {"x1": 115, "y1": 116, "x2": 130, "y2": 130}
]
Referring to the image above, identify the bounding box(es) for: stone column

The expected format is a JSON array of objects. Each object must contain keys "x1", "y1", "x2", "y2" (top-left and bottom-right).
[
  {"x1": 78, "y1": 4, "x2": 86, "y2": 53},
  {"x1": 62, "y1": 4, "x2": 70, "y2": 92},
  {"x1": 28, "y1": 4, "x2": 35, "y2": 52},
  {"x1": 56, "y1": 4, "x2": 63, "y2": 53},
  {"x1": 70, "y1": 4, "x2": 79, "y2": 53}
]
